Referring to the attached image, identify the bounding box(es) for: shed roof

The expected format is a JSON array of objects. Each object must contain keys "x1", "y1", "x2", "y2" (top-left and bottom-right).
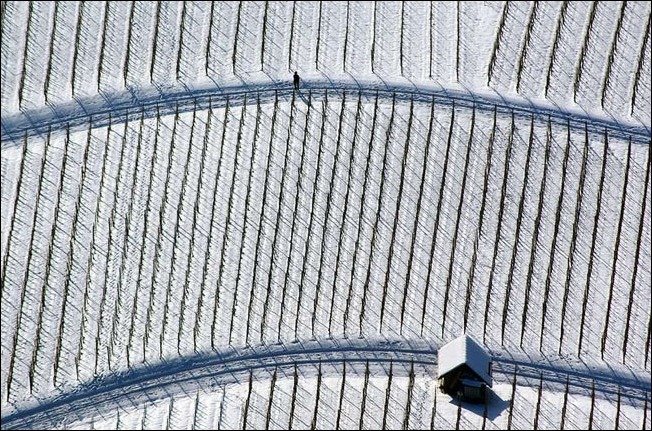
[{"x1": 438, "y1": 335, "x2": 492, "y2": 386}]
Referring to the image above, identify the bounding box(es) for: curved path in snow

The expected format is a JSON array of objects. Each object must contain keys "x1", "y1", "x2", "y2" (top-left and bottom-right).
[
  {"x1": 2, "y1": 338, "x2": 650, "y2": 429},
  {"x1": 2, "y1": 75, "x2": 650, "y2": 146}
]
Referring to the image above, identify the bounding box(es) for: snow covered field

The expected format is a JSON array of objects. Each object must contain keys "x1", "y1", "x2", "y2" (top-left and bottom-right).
[{"x1": 1, "y1": 1, "x2": 650, "y2": 429}]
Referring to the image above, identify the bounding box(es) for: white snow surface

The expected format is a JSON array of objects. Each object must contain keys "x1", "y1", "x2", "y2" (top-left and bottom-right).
[
  {"x1": 1, "y1": 1, "x2": 651, "y2": 430},
  {"x1": 438, "y1": 335, "x2": 492, "y2": 385}
]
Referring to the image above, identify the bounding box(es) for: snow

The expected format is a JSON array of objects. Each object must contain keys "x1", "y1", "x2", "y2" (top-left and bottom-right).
[
  {"x1": 1, "y1": 1, "x2": 651, "y2": 429},
  {"x1": 438, "y1": 335, "x2": 492, "y2": 385}
]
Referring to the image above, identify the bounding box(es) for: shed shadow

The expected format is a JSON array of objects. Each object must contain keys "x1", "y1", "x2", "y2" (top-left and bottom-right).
[
  {"x1": 484, "y1": 389, "x2": 510, "y2": 420},
  {"x1": 448, "y1": 388, "x2": 510, "y2": 421}
]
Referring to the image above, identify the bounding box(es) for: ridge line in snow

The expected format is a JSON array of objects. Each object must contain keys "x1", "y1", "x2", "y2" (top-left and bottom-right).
[
  {"x1": 2, "y1": 338, "x2": 649, "y2": 429},
  {"x1": 2, "y1": 75, "x2": 650, "y2": 147}
]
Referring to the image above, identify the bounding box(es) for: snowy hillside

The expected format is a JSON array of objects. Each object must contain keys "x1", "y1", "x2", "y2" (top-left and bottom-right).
[{"x1": 1, "y1": 1, "x2": 651, "y2": 429}]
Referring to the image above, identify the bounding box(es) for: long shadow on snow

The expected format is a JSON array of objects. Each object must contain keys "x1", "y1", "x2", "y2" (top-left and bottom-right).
[
  {"x1": 1, "y1": 77, "x2": 650, "y2": 146},
  {"x1": 2, "y1": 338, "x2": 650, "y2": 429}
]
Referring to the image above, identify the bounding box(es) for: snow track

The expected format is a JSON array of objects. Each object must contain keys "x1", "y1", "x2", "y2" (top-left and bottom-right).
[
  {"x1": 2, "y1": 76, "x2": 650, "y2": 146},
  {"x1": 2, "y1": 338, "x2": 649, "y2": 430}
]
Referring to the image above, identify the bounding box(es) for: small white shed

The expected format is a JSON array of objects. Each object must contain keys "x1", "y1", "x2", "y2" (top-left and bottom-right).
[{"x1": 438, "y1": 335, "x2": 492, "y2": 402}]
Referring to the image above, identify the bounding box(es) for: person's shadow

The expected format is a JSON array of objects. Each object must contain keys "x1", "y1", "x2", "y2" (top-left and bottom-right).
[{"x1": 294, "y1": 87, "x2": 310, "y2": 106}]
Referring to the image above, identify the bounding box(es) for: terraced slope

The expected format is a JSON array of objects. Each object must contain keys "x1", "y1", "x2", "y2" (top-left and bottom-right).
[{"x1": 1, "y1": 1, "x2": 650, "y2": 429}]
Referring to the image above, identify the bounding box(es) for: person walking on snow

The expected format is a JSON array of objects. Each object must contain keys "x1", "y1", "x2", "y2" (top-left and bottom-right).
[{"x1": 293, "y1": 71, "x2": 300, "y2": 90}]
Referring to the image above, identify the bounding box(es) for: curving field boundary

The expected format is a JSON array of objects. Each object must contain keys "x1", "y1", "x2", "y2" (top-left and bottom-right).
[
  {"x1": 2, "y1": 338, "x2": 650, "y2": 429},
  {"x1": 2, "y1": 76, "x2": 650, "y2": 147}
]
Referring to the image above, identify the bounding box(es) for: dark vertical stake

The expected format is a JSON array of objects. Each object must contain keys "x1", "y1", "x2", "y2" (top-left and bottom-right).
[
  {"x1": 230, "y1": 96, "x2": 265, "y2": 345},
  {"x1": 260, "y1": 92, "x2": 296, "y2": 341},
  {"x1": 622, "y1": 145, "x2": 651, "y2": 363},
  {"x1": 360, "y1": 95, "x2": 397, "y2": 334},
  {"x1": 160, "y1": 107, "x2": 199, "y2": 353},
  {"x1": 442, "y1": 105, "x2": 476, "y2": 338},
  {"x1": 265, "y1": 368, "x2": 277, "y2": 430},
  {"x1": 150, "y1": 1, "x2": 162, "y2": 83},
  {"x1": 205, "y1": 1, "x2": 215, "y2": 77},
  {"x1": 420, "y1": 103, "x2": 456, "y2": 338},
  {"x1": 600, "y1": 1, "x2": 628, "y2": 109},
  {"x1": 261, "y1": 0, "x2": 268, "y2": 72},
  {"x1": 379, "y1": 98, "x2": 414, "y2": 332},
  {"x1": 630, "y1": 14, "x2": 651, "y2": 115},
  {"x1": 403, "y1": 362, "x2": 415, "y2": 430},
  {"x1": 17, "y1": 1, "x2": 33, "y2": 109},
  {"x1": 507, "y1": 367, "x2": 517, "y2": 430},
  {"x1": 455, "y1": 1, "x2": 460, "y2": 83},
  {"x1": 370, "y1": 1, "x2": 376, "y2": 74},
  {"x1": 400, "y1": 1, "x2": 405, "y2": 77},
  {"x1": 315, "y1": 1, "x2": 322, "y2": 71},
  {"x1": 326, "y1": 92, "x2": 362, "y2": 338},
  {"x1": 359, "y1": 360, "x2": 370, "y2": 430},
  {"x1": 176, "y1": 1, "x2": 188, "y2": 82},
  {"x1": 30, "y1": 127, "x2": 73, "y2": 386},
  {"x1": 572, "y1": 1, "x2": 599, "y2": 104},
  {"x1": 515, "y1": 1, "x2": 539, "y2": 94},
  {"x1": 311, "y1": 94, "x2": 348, "y2": 338},
  {"x1": 399, "y1": 96, "x2": 436, "y2": 333},
  {"x1": 381, "y1": 361, "x2": 394, "y2": 430},
  {"x1": 601, "y1": 138, "x2": 632, "y2": 360},
  {"x1": 534, "y1": 373, "x2": 543, "y2": 430},
  {"x1": 521, "y1": 116, "x2": 553, "y2": 348},
  {"x1": 124, "y1": 1, "x2": 136, "y2": 87},
  {"x1": 6, "y1": 133, "x2": 46, "y2": 398},
  {"x1": 244, "y1": 92, "x2": 279, "y2": 346},
  {"x1": 288, "y1": 363, "x2": 299, "y2": 429},
  {"x1": 293, "y1": 91, "x2": 328, "y2": 341},
  {"x1": 536, "y1": 118, "x2": 568, "y2": 350},
  {"x1": 615, "y1": 387, "x2": 621, "y2": 430},
  {"x1": 644, "y1": 315, "x2": 651, "y2": 369},
  {"x1": 143, "y1": 106, "x2": 180, "y2": 358},
  {"x1": 211, "y1": 96, "x2": 248, "y2": 347},
  {"x1": 232, "y1": 1, "x2": 243, "y2": 75},
  {"x1": 242, "y1": 369, "x2": 254, "y2": 430},
  {"x1": 577, "y1": 129, "x2": 609, "y2": 357},
  {"x1": 464, "y1": 107, "x2": 497, "y2": 332},
  {"x1": 431, "y1": 381, "x2": 438, "y2": 430},
  {"x1": 70, "y1": 2, "x2": 86, "y2": 97},
  {"x1": 588, "y1": 379, "x2": 595, "y2": 430},
  {"x1": 553, "y1": 123, "x2": 587, "y2": 354},
  {"x1": 53, "y1": 114, "x2": 97, "y2": 383},
  {"x1": 0, "y1": 132, "x2": 29, "y2": 296},
  {"x1": 276, "y1": 91, "x2": 313, "y2": 340},
  {"x1": 179, "y1": 102, "x2": 216, "y2": 351},
  {"x1": 44, "y1": 1, "x2": 61, "y2": 105},
  {"x1": 544, "y1": 1, "x2": 569, "y2": 99},
  {"x1": 501, "y1": 115, "x2": 536, "y2": 345},
  {"x1": 343, "y1": 1, "x2": 350, "y2": 73},
  {"x1": 487, "y1": 1, "x2": 509, "y2": 86},
  {"x1": 335, "y1": 361, "x2": 346, "y2": 430},
  {"x1": 343, "y1": 92, "x2": 379, "y2": 337},
  {"x1": 482, "y1": 111, "x2": 516, "y2": 344},
  {"x1": 97, "y1": 1, "x2": 110, "y2": 92},
  {"x1": 311, "y1": 363, "x2": 323, "y2": 430},
  {"x1": 288, "y1": 2, "x2": 296, "y2": 72}
]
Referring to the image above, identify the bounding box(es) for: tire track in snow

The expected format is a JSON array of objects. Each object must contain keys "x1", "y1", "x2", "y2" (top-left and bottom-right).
[
  {"x1": 2, "y1": 338, "x2": 650, "y2": 430},
  {"x1": 2, "y1": 76, "x2": 649, "y2": 146}
]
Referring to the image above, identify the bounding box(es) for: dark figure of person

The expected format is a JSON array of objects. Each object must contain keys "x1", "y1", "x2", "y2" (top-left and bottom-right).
[{"x1": 293, "y1": 71, "x2": 300, "y2": 90}]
